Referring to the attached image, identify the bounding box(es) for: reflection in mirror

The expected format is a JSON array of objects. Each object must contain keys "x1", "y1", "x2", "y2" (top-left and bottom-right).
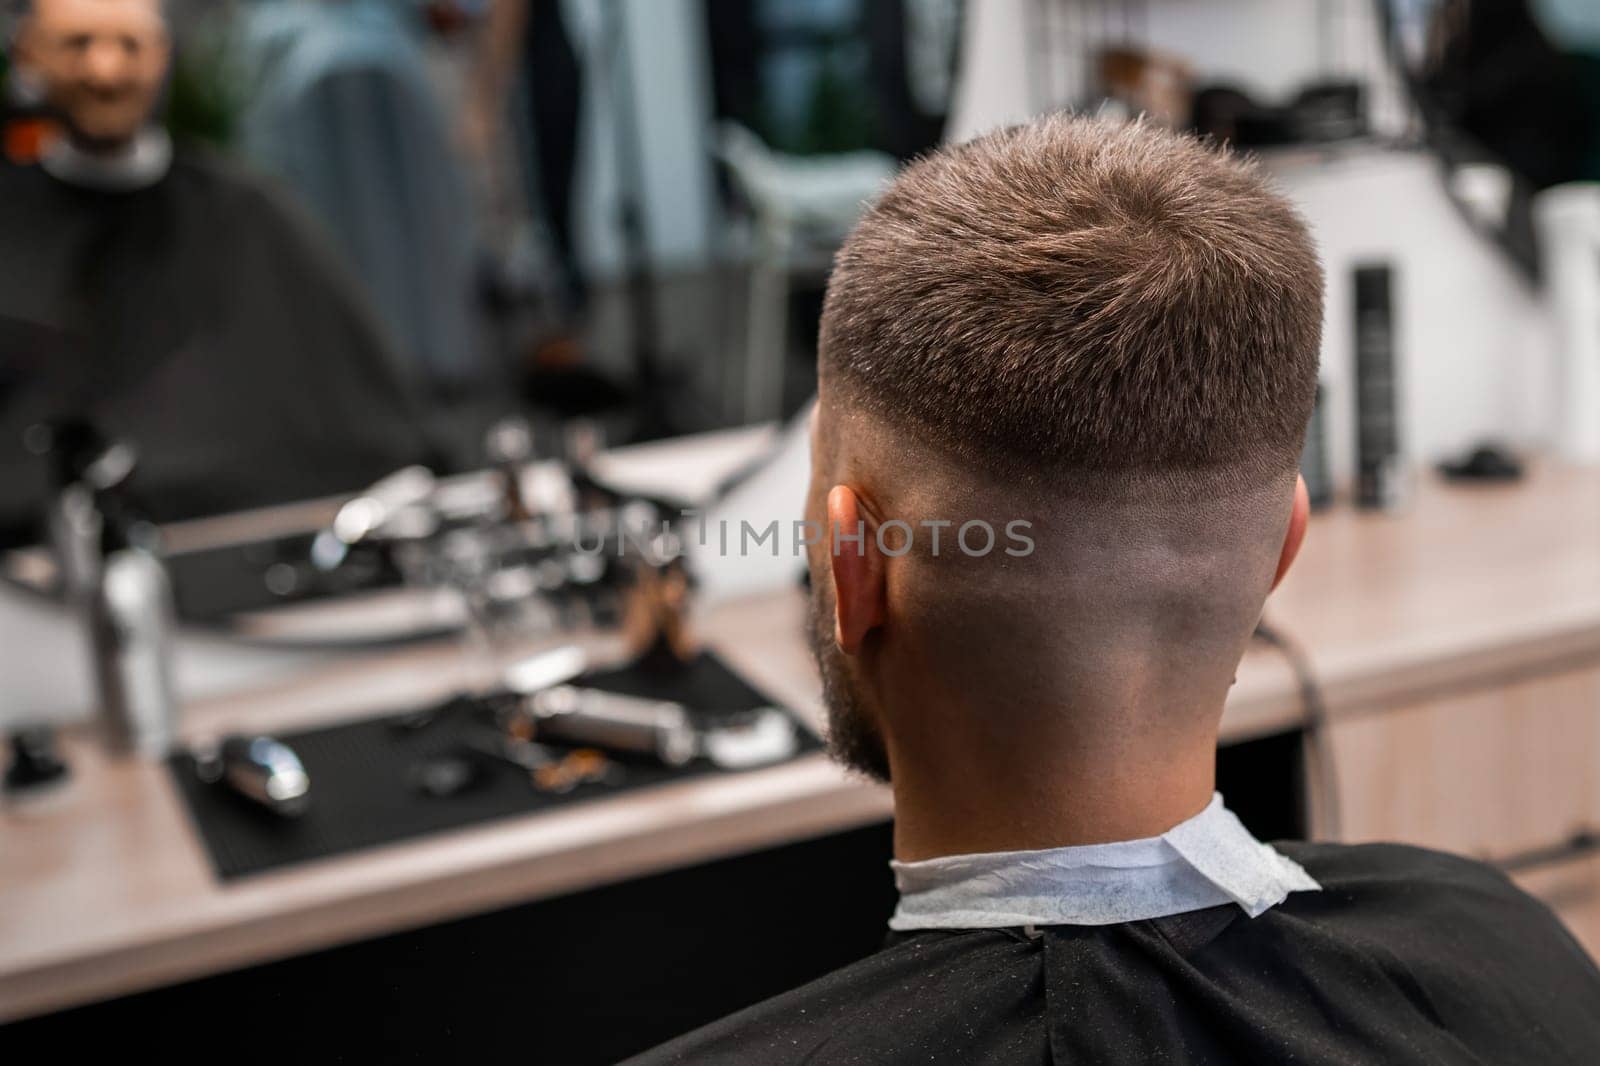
[{"x1": 0, "y1": 0, "x2": 964, "y2": 546}]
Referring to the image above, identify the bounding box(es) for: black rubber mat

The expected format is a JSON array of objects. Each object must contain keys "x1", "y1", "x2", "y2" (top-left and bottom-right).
[
  {"x1": 168, "y1": 652, "x2": 821, "y2": 880},
  {"x1": 167, "y1": 534, "x2": 400, "y2": 621}
]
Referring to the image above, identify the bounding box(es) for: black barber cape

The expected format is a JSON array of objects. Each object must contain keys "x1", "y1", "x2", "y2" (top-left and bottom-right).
[
  {"x1": 624, "y1": 843, "x2": 1600, "y2": 1064},
  {"x1": 0, "y1": 150, "x2": 430, "y2": 538}
]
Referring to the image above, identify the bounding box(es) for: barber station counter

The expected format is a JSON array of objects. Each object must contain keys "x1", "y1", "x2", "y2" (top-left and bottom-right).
[{"x1": 3, "y1": 432, "x2": 1599, "y2": 1042}]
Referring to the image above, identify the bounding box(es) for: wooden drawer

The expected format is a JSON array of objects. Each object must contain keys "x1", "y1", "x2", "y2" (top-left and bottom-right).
[{"x1": 1326, "y1": 662, "x2": 1600, "y2": 861}]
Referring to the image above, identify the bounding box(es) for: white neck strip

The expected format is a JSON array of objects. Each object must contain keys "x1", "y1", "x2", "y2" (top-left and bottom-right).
[
  {"x1": 889, "y1": 793, "x2": 1320, "y2": 931},
  {"x1": 41, "y1": 127, "x2": 173, "y2": 192}
]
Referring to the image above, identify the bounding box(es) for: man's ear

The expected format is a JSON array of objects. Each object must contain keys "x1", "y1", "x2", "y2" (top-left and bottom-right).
[
  {"x1": 1271, "y1": 475, "x2": 1310, "y2": 592},
  {"x1": 826, "y1": 484, "x2": 887, "y2": 654}
]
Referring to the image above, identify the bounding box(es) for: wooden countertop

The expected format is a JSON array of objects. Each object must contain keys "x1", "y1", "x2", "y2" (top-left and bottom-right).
[
  {"x1": 3, "y1": 460, "x2": 1598, "y2": 1022},
  {"x1": 0, "y1": 593, "x2": 888, "y2": 1023}
]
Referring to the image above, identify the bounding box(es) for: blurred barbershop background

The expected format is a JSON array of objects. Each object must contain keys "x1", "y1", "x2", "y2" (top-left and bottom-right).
[{"x1": 2, "y1": 0, "x2": 1599, "y2": 1060}]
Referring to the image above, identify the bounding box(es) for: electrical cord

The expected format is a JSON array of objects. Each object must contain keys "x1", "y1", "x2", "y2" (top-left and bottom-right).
[{"x1": 1252, "y1": 618, "x2": 1341, "y2": 841}]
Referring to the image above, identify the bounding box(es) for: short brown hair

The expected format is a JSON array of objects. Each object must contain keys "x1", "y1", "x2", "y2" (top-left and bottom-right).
[{"x1": 820, "y1": 114, "x2": 1323, "y2": 481}]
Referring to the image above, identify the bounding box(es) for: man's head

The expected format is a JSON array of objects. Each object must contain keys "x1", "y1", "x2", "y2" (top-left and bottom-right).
[
  {"x1": 806, "y1": 115, "x2": 1322, "y2": 799},
  {"x1": 13, "y1": 0, "x2": 170, "y2": 150}
]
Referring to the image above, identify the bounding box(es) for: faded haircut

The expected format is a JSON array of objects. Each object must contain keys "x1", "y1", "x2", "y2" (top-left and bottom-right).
[{"x1": 819, "y1": 113, "x2": 1324, "y2": 488}]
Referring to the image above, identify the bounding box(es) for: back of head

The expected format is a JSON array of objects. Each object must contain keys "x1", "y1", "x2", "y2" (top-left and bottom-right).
[
  {"x1": 820, "y1": 113, "x2": 1322, "y2": 483},
  {"x1": 808, "y1": 114, "x2": 1324, "y2": 782}
]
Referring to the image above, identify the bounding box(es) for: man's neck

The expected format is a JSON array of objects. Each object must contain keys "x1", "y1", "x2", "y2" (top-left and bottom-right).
[
  {"x1": 866, "y1": 610, "x2": 1246, "y2": 862},
  {"x1": 883, "y1": 711, "x2": 1222, "y2": 862}
]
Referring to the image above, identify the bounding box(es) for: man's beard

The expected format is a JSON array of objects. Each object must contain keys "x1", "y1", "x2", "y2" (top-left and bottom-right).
[{"x1": 806, "y1": 578, "x2": 892, "y2": 783}]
